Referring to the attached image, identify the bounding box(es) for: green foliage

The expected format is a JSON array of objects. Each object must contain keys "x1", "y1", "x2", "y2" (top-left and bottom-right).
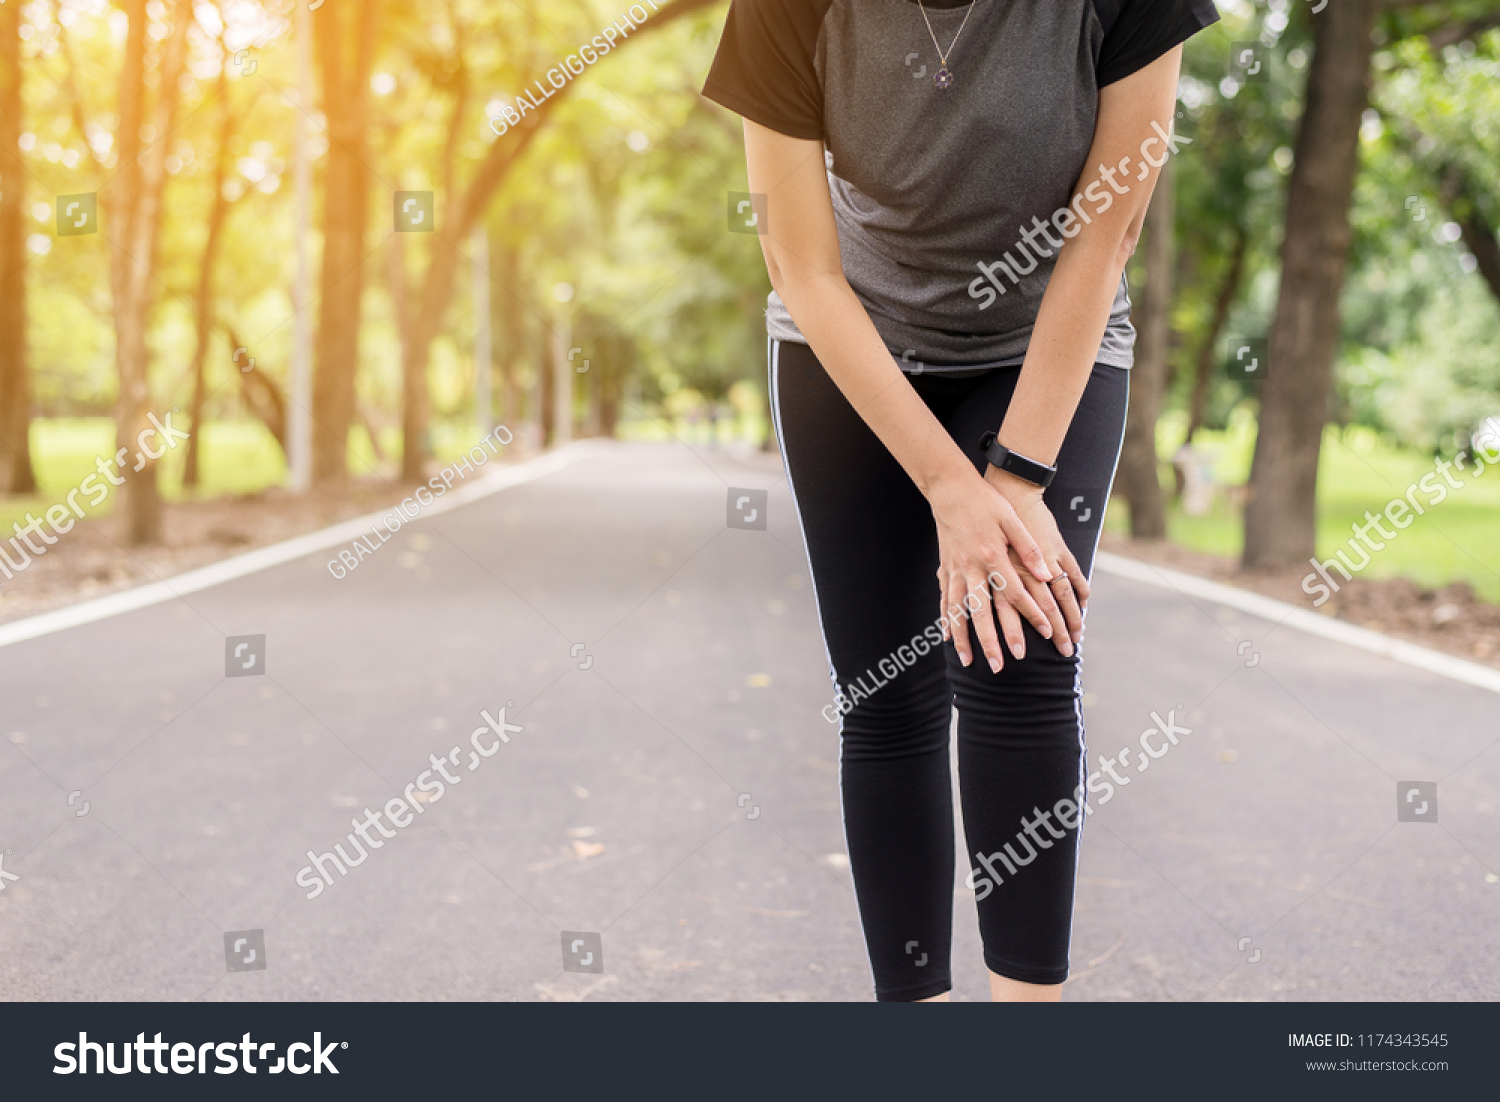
[
  {"x1": 1345, "y1": 278, "x2": 1500, "y2": 453},
  {"x1": 1337, "y1": 28, "x2": 1500, "y2": 445}
]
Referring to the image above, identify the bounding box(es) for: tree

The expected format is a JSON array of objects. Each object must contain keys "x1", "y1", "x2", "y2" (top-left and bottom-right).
[
  {"x1": 107, "y1": 0, "x2": 193, "y2": 545},
  {"x1": 311, "y1": 0, "x2": 378, "y2": 485},
  {"x1": 227, "y1": 323, "x2": 288, "y2": 452},
  {"x1": 1117, "y1": 157, "x2": 1174, "y2": 539},
  {"x1": 493, "y1": 232, "x2": 527, "y2": 430},
  {"x1": 1181, "y1": 223, "x2": 1247, "y2": 445},
  {"x1": 0, "y1": 0, "x2": 36, "y2": 494},
  {"x1": 1434, "y1": 159, "x2": 1500, "y2": 308},
  {"x1": 184, "y1": 42, "x2": 254, "y2": 488},
  {"x1": 1242, "y1": 0, "x2": 1381, "y2": 569},
  {"x1": 1383, "y1": 115, "x2": 1500, "y2": 311}
]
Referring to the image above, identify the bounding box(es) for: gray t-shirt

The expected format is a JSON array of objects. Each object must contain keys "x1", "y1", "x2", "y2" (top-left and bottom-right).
[{"x1": 704, "y1": 0, "x2": 1218, "y2": 372}]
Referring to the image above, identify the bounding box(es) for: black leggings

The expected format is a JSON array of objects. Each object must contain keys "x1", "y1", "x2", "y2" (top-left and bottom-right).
[{"x1": 770, "y1": 339, "x2": 1129, "y2": 1001}]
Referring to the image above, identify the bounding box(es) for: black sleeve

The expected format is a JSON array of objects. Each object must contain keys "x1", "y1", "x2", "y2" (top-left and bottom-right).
[
  {"x1": 701, "y1": 0, "x2": 829, "y2": 142},
  {"x1": 1095, "y1": 0, "x2": 1220, "y2": 88}
]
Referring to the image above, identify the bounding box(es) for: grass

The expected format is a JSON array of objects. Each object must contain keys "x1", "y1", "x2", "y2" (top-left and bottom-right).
[
  {"x1": 4, "y1": 420, "x2": 246, "y2": 537},
  {"x1": 1103, "y1": 407, "x2": 1500, "y2": 603},
  {"x1": 4, "y1": 418, "x2": 314, "y2": 536}
]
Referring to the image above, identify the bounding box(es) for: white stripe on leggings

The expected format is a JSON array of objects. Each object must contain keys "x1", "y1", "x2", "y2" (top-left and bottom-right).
[
  {"x1": 1062, "y1": 364, "x2": 1130, "y2": 977},
  {"x1": 768, "y1": 337, "x2": 876, "y2": 989}
]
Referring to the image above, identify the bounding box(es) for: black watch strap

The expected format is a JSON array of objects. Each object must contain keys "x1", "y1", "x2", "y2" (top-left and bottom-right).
[{"x1": 979, "y1": 431, "x2": 1057, "y2": 489}]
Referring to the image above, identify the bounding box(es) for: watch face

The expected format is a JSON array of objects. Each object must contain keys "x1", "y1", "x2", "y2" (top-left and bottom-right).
[{"x1": 1000, "y1": 452, "x2": 1048, "y2": 484}]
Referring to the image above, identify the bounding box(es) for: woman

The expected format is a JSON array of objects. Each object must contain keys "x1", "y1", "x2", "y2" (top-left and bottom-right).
[{"x1": 703, "y1": 0, "x2": 1219, "y2": 1001}]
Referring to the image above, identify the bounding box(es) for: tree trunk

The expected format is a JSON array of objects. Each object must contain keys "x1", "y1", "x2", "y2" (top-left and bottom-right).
[
  {"x1": 599, "y1": 334, "x2": 624, "y2": 438},
  {"x1": 392, "y1": 233, "x2": 429, "y2": 482},
  {"x1": 1117, "y1": 156, "x2": 1175, "y2": 539},
  {"x1": 539, "y1": 324, "x2": 554, "y2": 448},
  {"x1": 1185, "y1": 223, "x2": 1248, "y2": 444},
  {"x1": 1387, "y1": 116, "x2": 1500, "y2": 312},
  {"x1": 1242, "y1": 0, "x2": 1379, "y2": 568},
  {"x1": 471, "y1": 224, "x2": 493, "y2": 440},
  {"x1": 355, "y1": 400, "x2": 387, "y2": 463},
  {"x1": 496, "y1": 239, "x2": 523, "y2": 430},
  {"x1": 583, "y1": 335, "x2": 600, "y2": 437},
  {"x1": 0, "y1": 0, "x2": 35, "y2": 495},
  {"x1": 109, "y1": 0, "x2": 151, "y2": 537},
  {"x1": 311, "y1": 0, "x2": 378, "y2": 485},
  {"x1": 550, "y1": 314, "x2": 572, "y2": 446},
  {"x1": 1435, "y1": 160, "x2": 1500, "y2": 309},
  {"x1": 225, "y1": 325, "x2": 287, "y2": 451},
  {"x1": 184, "y1": 61, "x2": 236, "y2": 489},
  {"x1": 109, "y1": 0, "x2": 191, "y2": 545}
]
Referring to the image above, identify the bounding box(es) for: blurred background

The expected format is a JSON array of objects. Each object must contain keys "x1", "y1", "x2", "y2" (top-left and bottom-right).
[{"x1": 0, "y1": 0, "x2": 1498, "y2": 633}]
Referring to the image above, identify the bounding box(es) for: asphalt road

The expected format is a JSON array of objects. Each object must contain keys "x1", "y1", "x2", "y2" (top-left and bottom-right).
[{"x1": 1, "y1": 439, "x2": 1496, "y2": 1001}]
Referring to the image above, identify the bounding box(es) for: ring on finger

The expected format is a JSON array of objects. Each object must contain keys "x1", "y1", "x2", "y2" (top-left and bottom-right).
[{"x1": 1047, "y1": 572, "x2": 1069, "y2": 587}]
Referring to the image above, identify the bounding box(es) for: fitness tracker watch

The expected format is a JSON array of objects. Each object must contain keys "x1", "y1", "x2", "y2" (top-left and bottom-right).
[{"x1": 979, "y1": 431, "x2": 1057, "y2": 489}]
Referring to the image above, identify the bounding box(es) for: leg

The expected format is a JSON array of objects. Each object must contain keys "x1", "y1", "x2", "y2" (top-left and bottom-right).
[
  {"x1": 989, "y1": 971, "x2": 1062, "y2": 1002},
  {"x1": 937, "y1": 364, "x2": 1129, "y2": 999},
  {"x1": 771, "y1": 340, "x2": 956, "y2": 1002}
]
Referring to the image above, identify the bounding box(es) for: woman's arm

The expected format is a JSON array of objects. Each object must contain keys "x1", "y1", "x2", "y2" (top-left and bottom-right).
[
  {"x1": 984, "y1": 48, "x2": 1186, "y2": 614},
  {"x1": 744, "y1": 121, "x2": 1062, "y2": 673}
]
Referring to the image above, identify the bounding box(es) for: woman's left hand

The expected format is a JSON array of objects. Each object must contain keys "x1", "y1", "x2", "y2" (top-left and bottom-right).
[{"x1": 984, "y1": 467, "x2": 1089, "y2": 657}]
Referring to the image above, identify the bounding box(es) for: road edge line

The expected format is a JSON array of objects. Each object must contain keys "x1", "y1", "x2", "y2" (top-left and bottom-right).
[
  {"x1": 1095, "y1": 550, "x2": 1500, "y2": 697},
  {"x1": 0, "y1": 442, "x2": 596, "y2": 651}
]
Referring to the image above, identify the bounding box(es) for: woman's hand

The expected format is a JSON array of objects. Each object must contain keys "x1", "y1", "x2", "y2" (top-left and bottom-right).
[
  {"x1": 929, "y1": 470, "x2": 1058, "y2": 673},
  {"x1": 986, "y1": 467, "x2": 1089, "y2": 659}
]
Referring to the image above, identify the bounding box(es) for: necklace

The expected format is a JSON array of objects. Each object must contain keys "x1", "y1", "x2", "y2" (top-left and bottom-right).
[{"x1": 916, "y1": 0, "x2": 978, "y2": 90}]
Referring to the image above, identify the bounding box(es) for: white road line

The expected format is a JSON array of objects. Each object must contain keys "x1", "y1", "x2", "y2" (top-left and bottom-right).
[
  {"x1": 1095, "y1": 550, "x2": 1500, "y2": 696},
  {"x1": 0, "y1": 442, "x2": 598, "y2": 651}
]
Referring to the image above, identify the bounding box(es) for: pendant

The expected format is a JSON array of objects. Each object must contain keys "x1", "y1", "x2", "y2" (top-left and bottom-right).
[{"x1": 934, "y1": 66, "x2": 953, "y2": 89}]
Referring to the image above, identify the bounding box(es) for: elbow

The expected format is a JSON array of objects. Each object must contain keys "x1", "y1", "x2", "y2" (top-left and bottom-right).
[
  {"x1": 760, "y1": 242, "x2": 845, "y2": 309},
  {"x1": 761, "y1": 251, "x2": 788, "y2": 299},
  {"x1": 764, "y1": 258, "x2": 785, "y2": 297},
  {"x1": 762, "y1": 246, "x2": 805, "y2": 302},
  {"x1": 1073, "y1": 220, "x2": 1142, "y2": 275},
  {"x1": 1113, "y1": 200, "x2": 1150, "y2": 269}
]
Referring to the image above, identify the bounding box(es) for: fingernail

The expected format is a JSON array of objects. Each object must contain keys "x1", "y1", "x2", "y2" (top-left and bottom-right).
[
  {"x1": 1072, "y1": 631, "x2": 1083, "y2": 644},
  {"x1": 988, "y1": 656, "x2": 1002, "y2": 674},
  {"x1": 960, "y1": 652, "x2": 971, "y2": 667}
]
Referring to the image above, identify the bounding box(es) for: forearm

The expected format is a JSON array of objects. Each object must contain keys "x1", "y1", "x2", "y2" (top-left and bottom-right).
[
  {"x1": 996, "y1": 234, "x2": 1132, "y2": 466},
  {"x1": 775, "y1": 264, "x2": 978, "y2": 500},
  {"x1": 994, "y1": 47, "x2": 1184, "y2": 469}
]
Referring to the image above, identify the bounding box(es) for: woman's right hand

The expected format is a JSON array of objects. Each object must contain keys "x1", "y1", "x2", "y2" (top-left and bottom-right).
[{"x1": 928, "y1": 471, "x2": 1059, "y2": 672}]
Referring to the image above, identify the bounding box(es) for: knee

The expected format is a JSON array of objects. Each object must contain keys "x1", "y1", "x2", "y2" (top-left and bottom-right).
[
  {"x1": 837, "y1": 663, "x2": 953, "y2": 762},
  {"x1": 949, "y1": 636, "x2": 1083, "y2": 739}
]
